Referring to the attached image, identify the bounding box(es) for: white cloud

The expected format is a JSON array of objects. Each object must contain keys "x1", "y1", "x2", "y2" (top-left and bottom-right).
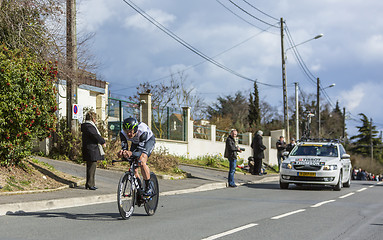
[
  {"x1": 77, "y1": 0, "x2": 116, "y2": 32},
  {"x1": 340, "y1": 85, "x2": 365, "y2": 111},
  {"x1": 339, "y1": 82, "x2": 383, "y2": 117},
  {"x1": 124, "y1": 9, "x2": 176, "y2": 31},
  {"x1": 360, "y1": 35, "x2": 383, "y2": 62}
]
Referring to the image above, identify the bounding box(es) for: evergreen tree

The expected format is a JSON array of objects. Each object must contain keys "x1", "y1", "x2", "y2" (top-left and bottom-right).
[
  {"x1": 350, "y1": 113, "x2": 382, "y2": 158},
  {"x1": 207, "y1": 91, "x2": 249, "y2": 132},
  {"x1": 248, "y1": 81, "x2": 260, "y2": 129}
]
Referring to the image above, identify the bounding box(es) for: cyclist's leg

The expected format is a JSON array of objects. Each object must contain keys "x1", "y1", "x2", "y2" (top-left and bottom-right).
[
  {"x1": 138, "y1": 136, "x2": 155, "y2": 181},
  {"x1": 138, "y1": 153, "x2": 150, "y2": 180},
  {"x1": 139, "y1": 137, "x2": 156, "y2": 196}
]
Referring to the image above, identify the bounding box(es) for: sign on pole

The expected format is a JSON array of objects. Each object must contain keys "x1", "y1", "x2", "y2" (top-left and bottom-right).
[
  {"x1": 73, "y1": 104, "x2": 83, "y2": 122},
  {"x1": 73, "y1": 104, "x2": 78, "y2": 119}
]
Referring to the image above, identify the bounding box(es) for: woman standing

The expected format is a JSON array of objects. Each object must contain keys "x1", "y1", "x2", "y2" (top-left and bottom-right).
[{"x1": 81, "y1": 111, "x2": 106, "y2": 190}]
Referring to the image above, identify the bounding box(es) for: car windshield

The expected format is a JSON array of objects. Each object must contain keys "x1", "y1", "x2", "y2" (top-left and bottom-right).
[{"x1": 289, "y1": 144, "x2": 338, "y2": 157}]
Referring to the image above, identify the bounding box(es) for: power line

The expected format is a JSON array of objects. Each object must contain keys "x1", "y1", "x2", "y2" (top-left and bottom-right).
[
  {"x1": 113, "y1": 30, "x2": 280, "y2": 92},
  {"x1": 241, "y1": 0, "x2": 279, "y2": 21},
  {"x1": 284, "y1": 25, "x2": 317, "y2": 85},
  {"x1": 228, "y1": 0, "x2": 279, "y2": 28},
  {"x1": 121, "y1": 0, "x2": 281, "y2": 88},
  {"x1": 215, "y1": 0, "x2": 279, "y2": 35},
  {"x1": 284, "y1": 24, "x2": 337, "y2": 109}
]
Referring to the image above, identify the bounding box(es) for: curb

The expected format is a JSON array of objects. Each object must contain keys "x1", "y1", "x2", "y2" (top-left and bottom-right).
[{"x1": 0, "y1": 176, "x2": 280, "y2": 216}]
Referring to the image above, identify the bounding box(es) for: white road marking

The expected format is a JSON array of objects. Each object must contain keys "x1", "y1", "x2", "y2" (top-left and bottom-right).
[
  {"x1": 369, "y1": 185, "x2": 374, "y2": 188},
  {"x1": 271, "y1": 209, "x2": 306, "y2": 220},
  {"x1": 339, "y1": 193, "x2": 355, "y2": 199},
  {"x1": 201, "y1": 223, "x2": 258, "y2": 240},
  {"x1": 357, "y1": 187, "x2": 367, "y2": 192},
  {"x1": 311, "y1": 199, "x2": 336, "y2": 208}
]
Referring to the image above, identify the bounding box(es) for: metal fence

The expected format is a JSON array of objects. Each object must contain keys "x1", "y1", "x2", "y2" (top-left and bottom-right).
[
  {"x1": 193, "y1": 126, "x2": 246, "y2": 144},
  {"x1": 152, "y1": 106, "x2": 185, "y2": 141},
  {"x1": 193, "y1": 125, "x2": 210, "y2": 140},
  {"x1": 108, "y1": 97, "x2": 139, "y2": 138}
]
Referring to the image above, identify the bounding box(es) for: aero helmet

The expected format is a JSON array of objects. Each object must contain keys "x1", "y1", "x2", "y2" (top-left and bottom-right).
[{"x1": 122, "y1": 117, "x2": 139, "y2": 133}]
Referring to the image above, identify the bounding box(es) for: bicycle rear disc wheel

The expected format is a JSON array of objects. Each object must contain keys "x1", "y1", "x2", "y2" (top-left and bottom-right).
[
  {"x1": 117, "y1": 173, "x2": 135, "y2": 220},
  {"x1": 144, "y1": 172, "x2": 159, "y2": 216}
]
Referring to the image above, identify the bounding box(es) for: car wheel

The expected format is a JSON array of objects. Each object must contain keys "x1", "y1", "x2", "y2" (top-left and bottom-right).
[
  {"x1": 280, "y1": 181, "x2": 289, "y2": 189},
  {"x1": 343, "y1": 171, "x2": 351, "y2": 188},
  {"x1": 333, "y1": 172, "x2": 342, "y2": 191}
]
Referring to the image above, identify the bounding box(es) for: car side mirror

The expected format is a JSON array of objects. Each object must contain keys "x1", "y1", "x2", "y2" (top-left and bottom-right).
[
  {"x1": 341, "y1": 153, "x2": 350, "y2": 159},
  {"x1": 283, "y1": 151, "x2": 290, "y2": 157}
]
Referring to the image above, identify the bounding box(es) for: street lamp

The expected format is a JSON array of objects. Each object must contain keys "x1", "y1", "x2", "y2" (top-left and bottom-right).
[
  {"x1": 280, "y1": 17, "x2": 323, "y2": 142},
  {"x1": 285, "y1": 34, "x2": 324, "y2": 54},
  {"x1": 317, "y1": 79, "x2": 335, "y2": 138}
]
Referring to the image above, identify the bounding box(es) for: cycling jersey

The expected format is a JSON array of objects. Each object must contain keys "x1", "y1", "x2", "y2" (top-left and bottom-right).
[{"x1": 120, "y1": 122, "x2": 155, "y2": 157}]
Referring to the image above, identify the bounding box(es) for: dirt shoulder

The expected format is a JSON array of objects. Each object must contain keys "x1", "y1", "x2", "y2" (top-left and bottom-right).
[{"x1": 0, "y1": 158, "x2": 83, "y2": 194}]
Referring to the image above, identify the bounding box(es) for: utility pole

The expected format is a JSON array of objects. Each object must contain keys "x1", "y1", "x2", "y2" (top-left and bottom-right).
[
  {"x1": 66, "y1": 0, "x2": 78, "y2": 132},
  {"x1": 317, "y1": 77, "x2": 320, "y2": 138},
  {"x1": 280, "y1": 18, "x2": 290, "y2": 142},
  {"x1": 295, "y1": 82, "x2": 299, "y2": 140}
]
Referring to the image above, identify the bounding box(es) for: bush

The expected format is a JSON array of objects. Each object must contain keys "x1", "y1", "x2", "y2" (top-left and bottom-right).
[
  {"x1": 149, "y1": 147, "x2": 180, "y2": 173},
  {"x1": 0, "y1": 45, "x2": 57, "y2": 166},
  {"x1": 50, "y1": 118, "x2": 82, "y2": 163},
  {"x1": 351, "y1": 154, "x2": 383, "y2": 174}
]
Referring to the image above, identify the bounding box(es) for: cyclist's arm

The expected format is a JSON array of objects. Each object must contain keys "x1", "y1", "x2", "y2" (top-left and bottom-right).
[{"x1": 118, "y1": 131, "x2": 131, "y2": 159}]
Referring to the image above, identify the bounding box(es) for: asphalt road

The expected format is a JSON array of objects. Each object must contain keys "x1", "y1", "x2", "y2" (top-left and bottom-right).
[{"x1": 1, "y1": 180, "x2": 382, "y2": 240}]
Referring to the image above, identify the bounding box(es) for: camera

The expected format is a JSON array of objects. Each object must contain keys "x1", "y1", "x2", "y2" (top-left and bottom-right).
[{"x1": 240, "y1": 148, "x2": 245, "y2": 151}]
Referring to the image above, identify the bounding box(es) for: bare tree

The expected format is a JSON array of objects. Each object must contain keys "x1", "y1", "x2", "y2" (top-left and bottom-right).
[
  {"x1": 170, "y1": 70, "x2": 206, "y2": 120},
  {"x1": 0, "y1": 0, "x2": 101, "y2": 82},
  {"x1": 129, "y1": 70, "x2": 206, "y2": 138}
]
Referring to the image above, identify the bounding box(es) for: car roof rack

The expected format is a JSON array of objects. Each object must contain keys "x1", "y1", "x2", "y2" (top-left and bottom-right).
[{"x1": 298, "y1": 138, "x2": 340, "y2": 143}]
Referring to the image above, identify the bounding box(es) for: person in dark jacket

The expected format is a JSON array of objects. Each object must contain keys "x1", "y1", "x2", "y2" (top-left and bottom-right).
[
  {"x1": 224, "y1": 129, "x2": 242, "y2": 187},
  {"x1": 81, "y1": 111, "x2": 106, "y2": 190},
  {"x1": 286, "y1": 138, "x2": 296, "y2": 153},
  {"x1": 251, "y1": 130, "x2": 267, "y2": 175},
  {"x1": 276, "y1": 136, "x2": 286, "y2": 172}
]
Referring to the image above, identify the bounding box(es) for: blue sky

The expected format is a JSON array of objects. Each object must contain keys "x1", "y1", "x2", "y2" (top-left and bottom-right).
[{"x1": 77, "y1": 0, "x2": 383, "y2": 137}]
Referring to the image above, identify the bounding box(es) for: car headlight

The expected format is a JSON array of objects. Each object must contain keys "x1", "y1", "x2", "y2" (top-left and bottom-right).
[
  {"x1": 323, "y1": 165, "x2": 338, "y2": 170},
  {"x1": 282, "y1": 163, "x2": 292, "y2": 169}
]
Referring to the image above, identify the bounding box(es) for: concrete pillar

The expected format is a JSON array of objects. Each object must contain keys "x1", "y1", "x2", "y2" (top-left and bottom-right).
[
  {"x1": 96, "y1": 94, "x2": 106, "y2": 121},
  {"x1": 139, "y1": 93, "x2": 152, "y2": 127},
  {"x1": 182, "y1": 107, "x2": 192, "y2": 142},
  {"x1": 247, "y1": 132, "x2": 253, "y2": 146},
  {"x1": 271, "y1": 129, "x2": 285, "y2": 148},
  {"x1": 210, "y1": 125, "x2": 216, "y2": 142}
]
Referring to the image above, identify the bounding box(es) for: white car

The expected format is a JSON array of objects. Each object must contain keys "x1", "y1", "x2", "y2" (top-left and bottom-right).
[{"x1": 279, "y1": 140, "x2": 352, "y2": 191}]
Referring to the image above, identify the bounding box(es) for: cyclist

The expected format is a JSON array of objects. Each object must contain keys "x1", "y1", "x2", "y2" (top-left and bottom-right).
[{"x1": 117, "y1": 117, "x2": 156, "y2": 196}]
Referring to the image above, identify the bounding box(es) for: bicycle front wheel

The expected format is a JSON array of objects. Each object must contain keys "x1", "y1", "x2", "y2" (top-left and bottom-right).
[
  {"x1": 144, "y1": 172, "x2": 159, "y2": 216},
  {"x1": 117, "y1": 172, "x2": 135, "y2": 220}
]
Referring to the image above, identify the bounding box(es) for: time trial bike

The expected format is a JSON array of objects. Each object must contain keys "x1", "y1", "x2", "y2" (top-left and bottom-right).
[{"x1": 113, "y1": 155, "x2": 159, "y2": 220}]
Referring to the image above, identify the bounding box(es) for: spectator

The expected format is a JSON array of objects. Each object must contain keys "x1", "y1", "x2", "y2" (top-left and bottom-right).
[
  {"x1": 286, "y1": 138, "x2": 296, "y2": 153},
  {"x1": 352, "y1": 167, "x2": 358, "y2": 180},
  {"x1": 81, "y1": 111, "x2": 106, "y2": 190},
  {"x1": 276, "y1": 136, "x2": 286, "y2": 171},
  {"x1": 224, "y1": 129, "x2": 242, "y2": 187},
  {"x1": 251, "y1": 130, "x2": 267, "y2": 175},
  {"x1": 360, "y1": 169, "x2": 367, "y2": 180}
]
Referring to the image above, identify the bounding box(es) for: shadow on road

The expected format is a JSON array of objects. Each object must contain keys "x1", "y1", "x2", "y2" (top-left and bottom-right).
[
  {"x1": 5, "y1": 211, "x2": 149, "y2": 221},
  {"x1": 243, "y1": 183, "x2": 280, "y2": 190},
  {"x1": 243, "y1": 182, "x2": 337, "y2": 191}
]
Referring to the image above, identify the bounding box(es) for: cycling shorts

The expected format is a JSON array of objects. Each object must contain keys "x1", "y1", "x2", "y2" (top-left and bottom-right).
[{"x1": 130, "y1": 136, "x2": 156, "y2": 157}]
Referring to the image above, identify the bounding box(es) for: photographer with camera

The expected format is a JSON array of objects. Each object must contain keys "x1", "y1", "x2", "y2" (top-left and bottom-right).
[{"x1": 224, "y1": 129, "x2": 243, "y2": 187}]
